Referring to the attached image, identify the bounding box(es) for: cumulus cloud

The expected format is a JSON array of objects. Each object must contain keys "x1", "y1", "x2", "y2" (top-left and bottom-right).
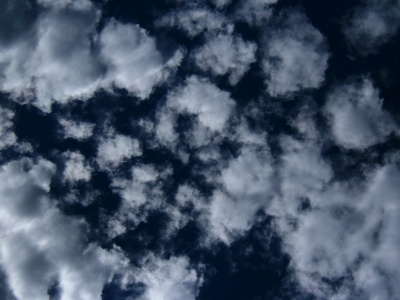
[
  {"x1": 262, "y1": 10, "x2": 329, "y2": 97},
  {"x1": 62, "y1": 151, "x2": 92, "y2": 183},
  {"x1": 0, "y1": 0, "x2": 182, "y2": 112},
  {"x1": 136, "y1": 256, "x2": 202, "y2": 300},
  {"x1": 207, "y1": 147, "x2": 274, "y2": 244},
  {"x1": 324, "y1": 78, "x2": 398, "y2": 149},
  {"x1": 192, "y1": 31, "x2": 257, "y2": 85},
  {"x1": 96, "y1": 133, "x2": 142, "y2": 169},
  {"x1": 99, "y1": 20, "x2": 183, "y2": 100},
  {"x1": 107, "y1": 164, "x2": 172, "y2": 237},
  {"x1": 0, "y1": 159, "x2": 128, "y2": 300},
  {"x1": 344, "y1": 0, "x2": 400, "y2": 55},
  {"x1": 0, "y1": 107, "x2": 17, "y2": 151},
  {"x1": 280, "y1": 164, "x2": 400, "y2": 300},
  {"x1": 154, "y1": 76, "x2": 235, "y2": 152},
  {"x1": 156, "y1": 8, "x2": 228, "y2": 38},
  {"x1": 234, "y1": 0, "x2": 278, "y2": 26},
  {"x1": 59, "y1": 118, "x2": 95, "y2": 141}
]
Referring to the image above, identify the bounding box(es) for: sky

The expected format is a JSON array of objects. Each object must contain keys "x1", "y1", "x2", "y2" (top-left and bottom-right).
[{"x1": 0, "y1": 0, "x2": 400, "y2": 299}]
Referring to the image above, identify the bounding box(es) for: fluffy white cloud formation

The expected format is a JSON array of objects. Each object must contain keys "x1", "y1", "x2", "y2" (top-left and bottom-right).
[
  {"x1": 156, "y1": 8, "x2": 228, "y2": 38},
  {"x1": 324, "y1": 79, "x2": 398, "y2": 149},
  {"x1": 234, "y1": 0, "x2": 278, "y2": 26},
  {"x1": 59, "y1": 118, "x2": 95, "y2": 141},
  {"x1": 62, "y1": 151, "x2": 92, "y2": 183},
  {"x1": 97, "y1": 134, "x2": 142, "y2": 169},
  {"x1": 193, "y1": 31, "x2": 257, "y2": 85},
  {"x1": 280, "y1": 164, "x2": 400, "y2": 300},
  {"x1": 344, "y1": 0, "x2": 400, "y2": 55},
  {"x1": 136, "y1": 256, "x2": 202, "y2": 300},
  {"x1": 0, "y1": 0, "x2": 182, "y2": 112},
  {"x1": 262, "y1": 10, "x2": 329, "y2": 97},
  {"x1": 207, "y1": 147, "x2": 274, "y2": 244},
  {"x1": 0, "y1": 107, "x2": 17, "y2": 151},
  {"x1": 0, "y1": 159, "x2": 127, "y2": 300}
]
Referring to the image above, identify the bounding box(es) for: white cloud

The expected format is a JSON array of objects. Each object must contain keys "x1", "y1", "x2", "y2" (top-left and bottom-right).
[
  {"x1": 344, "y1": 0, "x2": 400, "y2": 55},
  {"x1": 193, "y1": 31, "x2": 257, "y2": 85},
  {"x1": 107, "y1": 164, "x2": 172, "y2": 237},
  {"x1": 280, "y1": 164, "x2": 400, "y2": 300},
  {"x1": 324, "y1": 78, "x2": 398, "y2": 149},
  {"x1": 59, "y1": 118, "x2": 95, "y2": 141},
  {"x1": 234, "y1": 0, "x2": 278, "y2": 26},
  {"x1": 156, "y1": 8, "x2": 228, "y2": 38},
  {"x1": 0, "y1": 107, "x2": 17, "y2": 151},
  {"x1": 62, "y1": 151, "x2": 92, "y2": 183},
  {"x1": 136, "y1": 256, "x2": 202, "y2": 300},
  {"x1": 207, "y1": 147, "x2": 274, "y2": 244},
  {"x1": 97, "y1": 134, "x2": 142, "y2": 169},
  {"x1": 262, "y1": 10, "x2": 329, "y2": 97},
  {"x1": 0, "y1": 0, "x2": 183, "y2": 112},
  {"x1": 167, "y1": 76, "x2": 235, "y2": 132},
  {"x1": 0, "y1": 159, "x2": 128, "y2": 300},
  {"x1": 99, "y1": 20, "x2": 183, "y2": 100}
]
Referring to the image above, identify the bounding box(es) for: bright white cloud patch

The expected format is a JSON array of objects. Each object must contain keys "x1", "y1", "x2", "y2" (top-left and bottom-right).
[
  {"x1": 281, "y1": 164, "x2": 400, "y2": 300},
  {"x1": 324, "y1": 79, "x2": 397, "y2": 149},
  {"x1": 62, "y1": 151, "x2": 92, "y2": 183},
  {"x1": 262, "y1": 10, "x2": 329, "y2": 97},
  {"x1": 59, "y1": 118, "x2": 95, "y2": 140},
  {"x1": 97, "y1": 134, "x2": 142, "y2": 169},
  {"x1": 0, "y1": 0, "x2": 182, "y2": 111},
  {"x1": 234, "y1": 0, "x2": 278, "y2": 26},
  {"x1": 156, "y1": 8, "x2": 228, "y2": 38},
  {"x1": 168, "y1": 76, "x2": 235, "y2": 132},
  {"x1": 0, "y1": 107, "x2": 17, "y2": 150},
  {"x1": 136, "y1": 256, "x2": 202, "y2": 300},
  {"x1": 208, "y1": 147, "x2": 274, "y2": 244},
  {"x1": 0, "y1": 159, "x2": 127, "y2": 300},
  {"x1": 344, "y1": 0, "x2": 400, "y2": 55},
  {"x1": 193, "y1": 31, "x2": 257, "y2": 85}
]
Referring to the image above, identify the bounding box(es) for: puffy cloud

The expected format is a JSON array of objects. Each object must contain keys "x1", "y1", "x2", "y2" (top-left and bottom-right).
[
  {"x1": 156, "y1": 8, "x2": 228, "y2": 38},
  {"x1": 99, "y1": 20, "x2": 183, "y2": 100},
  {"x1": 136, "y1": 256, "x2": 203, "y2": 300},
  {"x1": 324, "y1": 79, "x2": 398, "y2": 149},
  {"x1": 0, "y1": 159, "x2": 127, "y2": 300},
  {"x1": 344, "y1": 0, "x2": 400, "y2": 55},
  {"x1": 154, "y1": 76, "x2": 235, "y2": 152},
  {"x1": 192, "y1": 31, "x2": 257, "y2": 85},
  {"x1": 234, "y1": 0, "x2": 278, "y2": 26},
  {"x1": 62, "y1": 151, "x2": 92, "y2": 183},
  {"x1": 262, "y1": 10, "x2": 329, "y2": 97},
  {"x1": 167, "y1": 76, "x2": 235, "y2": 132},
  {"x1": 96, "y1": 134, "x2": 142, "y2": 169},
  {"x1": 107, "y1": 164, "x2": 172, "y2": 237},
  {"x1": 280, "y1": 164, "x2": 400, "y2": 300},
  {"x1": 207, "y1": 147, "x2": 275, "y2": 244},
  {"x1": 0, "y1": 0, "x2": 182, "y2": 112},
  {"x1": 0, "y1": 107, "x2": 17, "y2": 150},
  {"x1": 59, "y1": 118, "x2": 95, "y2": 141}
]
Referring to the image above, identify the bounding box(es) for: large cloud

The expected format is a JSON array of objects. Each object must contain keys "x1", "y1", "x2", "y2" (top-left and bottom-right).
[
  {"x1": 0, "y1": 159, "x2": 128, "y2": 300},
  {"x1": 262, "y1": 10, "x2": 330, "y2": 97},
  {"x1": 344, "y1": 0, "x2": 400, "y2": 55},
  {"x1": 324, "y1": 78, "x2": 398, "y2": 149},
  {"x1": 0, "y1": 0, "x2": 182, "y2": 112},
  {"x1": 192, "y1": 31, "x2": 257, "y2": 85},
  {"x1": 280, "y1": 164, "x2": 400, "y2": 300}
]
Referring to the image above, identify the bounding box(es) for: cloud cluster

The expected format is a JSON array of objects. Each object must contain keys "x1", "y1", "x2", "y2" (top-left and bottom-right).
[
  {"x1": 0, "y1": 0, "x2": 182, "y2": 112},
  {"x1": 262, "y1": 10, "x2": 330, "y2": 97},
  {"x1": 193, "y1": 31, "x2": 257, "y2": 85},
  {"x1": 0, "y1": 159, "x2": 127, "y2": 300},
  {"x1": 324, "y1": 78, "x2": 398, "y2": 149},
  {"x1": 344, "y1": 0, "x2": 400, "y2": 55}
]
